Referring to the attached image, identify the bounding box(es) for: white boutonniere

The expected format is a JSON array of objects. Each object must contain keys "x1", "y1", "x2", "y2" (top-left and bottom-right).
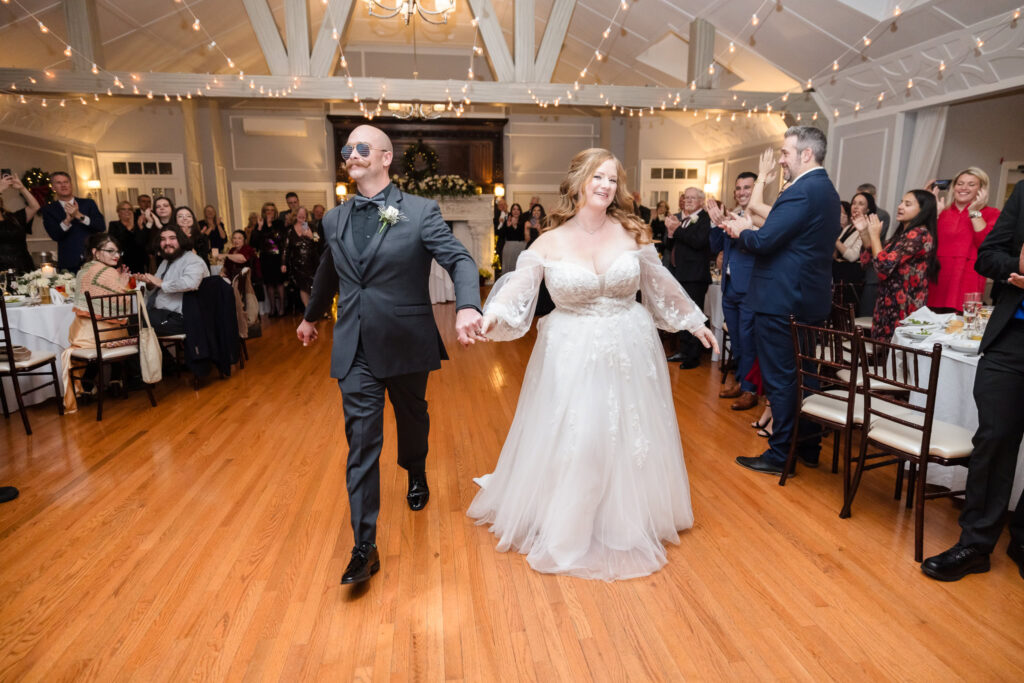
[
  {"x1": 378, "y1": 205, "x2": 405, "y2": 234},
  {"x1": 311, "y1": 232, "x2": 320, "y2": 243}
]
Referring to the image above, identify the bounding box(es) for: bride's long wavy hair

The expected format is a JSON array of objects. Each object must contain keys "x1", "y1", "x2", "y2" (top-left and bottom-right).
[{"x1": 542, "y1": 148, "x2": 651, "y2": 244}]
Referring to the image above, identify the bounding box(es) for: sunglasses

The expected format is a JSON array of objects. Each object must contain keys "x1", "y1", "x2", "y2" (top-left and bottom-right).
[{"x1": 341, "y1": 142, "x2": 384, "y2": 161}]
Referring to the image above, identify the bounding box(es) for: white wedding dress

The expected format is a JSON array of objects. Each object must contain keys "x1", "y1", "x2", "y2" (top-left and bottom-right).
[{"x1": 467, "y1": 244, "x2": 708, "y2": 581}]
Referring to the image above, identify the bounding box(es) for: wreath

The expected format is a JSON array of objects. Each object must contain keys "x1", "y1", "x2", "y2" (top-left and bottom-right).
[
  {"x1": 402, "y1": 141, "x2": 439, "y2": 182},
  {"x1": 21, "y1": 167, "x2": 54, "y2": 204}
]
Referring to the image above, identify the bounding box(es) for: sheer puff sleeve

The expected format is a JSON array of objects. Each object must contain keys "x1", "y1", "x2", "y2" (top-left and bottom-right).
[
  {"x1": 482, "y1": 250, "x2": 545, "y2": 341},
  {"x1": 637, "y1": 244, "x2": 708, "y2": 333}
]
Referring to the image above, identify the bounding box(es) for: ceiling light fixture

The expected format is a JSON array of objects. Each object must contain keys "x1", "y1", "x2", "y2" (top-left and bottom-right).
[{"x1": 366, "y1": 0, "x2": 455, "y2": 25}]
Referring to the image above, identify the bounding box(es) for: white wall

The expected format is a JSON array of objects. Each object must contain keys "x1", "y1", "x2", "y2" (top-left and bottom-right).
[
  {"x1": 503, "y1": 112, "x2": 601, "y2": 209},
  {"x1": 827, "y1": 112, "x2": 902, "y2": 211}
]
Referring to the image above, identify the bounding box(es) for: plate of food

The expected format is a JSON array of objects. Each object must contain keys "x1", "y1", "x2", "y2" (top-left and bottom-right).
[
  {"x1": 900, "y1": 325, "x2": 939, "y2": 340},
  {"x1": 3, "y1": 295, "x2": 26, "y2": 308},
  {"x1": 948, "y1": 338, "x2": 981, "y2": 355},
  {"x1": 899, "y1": 316, "x2": 936, "y2": 327}
]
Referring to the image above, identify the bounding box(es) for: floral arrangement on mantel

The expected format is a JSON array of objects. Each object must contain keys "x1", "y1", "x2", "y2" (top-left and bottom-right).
[
  {"x1": 391, "y1": 173, "x2": 480, "y2": 198},
  {"x1": 15, "y1": 268, "x2": 76, "y2": 297}
]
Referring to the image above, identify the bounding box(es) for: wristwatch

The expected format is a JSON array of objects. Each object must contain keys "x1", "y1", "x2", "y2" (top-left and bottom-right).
[{"x1": 969, "y1": 210, "x2": 983, "y2": 219}]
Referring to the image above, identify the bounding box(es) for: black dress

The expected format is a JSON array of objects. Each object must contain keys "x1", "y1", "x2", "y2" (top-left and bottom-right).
[
  {"x1": 252, "y1": 221, "x2": 285, "y2": 286},
  {"x1": 650, "y1": 217, "x2": 668, "y2": 256},
  {"x1": 107, "y1": 220, "x2": 149, "y2": 273},
  {"x1": 200, "y1": 220, "x2": 227, "y2": 251},
  {"x1": 283, "y1": 227, "x2": 319, "y2": 293},
  {"x1": 0, "y1": 208, "x2": 35, "y2": 274}
]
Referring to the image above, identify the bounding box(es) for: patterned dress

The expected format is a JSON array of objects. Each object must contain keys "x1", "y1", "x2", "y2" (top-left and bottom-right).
[{"x1": 862, "y1": 226, "x2": 934, "y2": 339}]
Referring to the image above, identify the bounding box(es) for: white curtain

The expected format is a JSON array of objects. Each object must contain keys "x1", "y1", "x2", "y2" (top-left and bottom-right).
[{"x1": 902, "y1": 105, "x2": 949, "y2": 189}]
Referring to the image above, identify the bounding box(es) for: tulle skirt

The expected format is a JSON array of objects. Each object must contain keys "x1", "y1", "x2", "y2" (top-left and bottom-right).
[{"x1": 468, "y1": 302, "x2": 694, "y2": 581}]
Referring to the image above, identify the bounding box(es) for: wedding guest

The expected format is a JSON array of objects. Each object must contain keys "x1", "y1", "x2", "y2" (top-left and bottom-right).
[
  {"x1": 664, "y1": 187, "x2": 712, "y2": 369},
  {"x1": 858, "y1": 189, "x2": 937, "y2": 340},
  {"x1": 242, "y1": 211, "x2": 259, "y2": 244},
  {"x1": 174, "y1": 206, "x2": 211, "y2": 263},
  {"x1": 252, "y1": 202, "x2": 286, "y2": 316},
  {"x1": 107, "y1": 201, "x2": 148, "y2": 274},
  {"x1": 723, "y1": 126, "x2": 840, "y2": 475},
  {"x1": 137, "y1": 226, "x2": 209, "y2": 336},
  {"x1": 279, "y1": 191, "x2": 300, "y2": 224},
  {"x1": 134, "y1": 194, "x2": 151, "y2": 222},
  {"x1": 631, "y1": 191, "x2": 651, "y2": 222},
  {"x1": 199, "y1": 204, "x2": 228, "y2": 252},
  {"x1": 138, "y1": 196, "x2": 174, "y2": 273},
  {"x1": 311, "y1": 203, "x2": 327, "y2": 240},
  {"x1": 220, "y1": 230, "x2": 260, "y2": 283},
  {"x1": 520, "y1": 204, "x2": 545, "y2": 245},
  {"x1": 833, "y1": 200, "x2": 865, "y2": 295},
  {"x1": 857, "y1": 183, "x2": 891, "y2": 238},
  {"x1": 40, "y1": 171, "x2": 104, "y2": 272},
  {"x1": 928, "y1": 168, "x2": 1000, "y2": 311},
  {"x1": 282, "y1": 206, "x2": 319, "y2": 309},
  {"x1": 60, "y1": 232, "x2": 133, "y2": 412},
  {"x1": 0, "y1": 171, "x2": 40, "y2": 274},
  {"x1": 649, "y1": 200, "x2": 670, "y2": 255},
  {"x1": 498, "y1": 203, "x2": 525, "y2": 272},
  {"x1": 852, "y1": 188, "x2": 885, "y2": 317},
  {"x1": 921, "y1": 180, "x2": 1024, "y2": 582}
]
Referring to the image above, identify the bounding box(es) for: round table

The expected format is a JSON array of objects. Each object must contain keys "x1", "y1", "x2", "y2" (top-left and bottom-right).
[{"x1": 2, "y1": 303, "x2": 75, "y2": 409}]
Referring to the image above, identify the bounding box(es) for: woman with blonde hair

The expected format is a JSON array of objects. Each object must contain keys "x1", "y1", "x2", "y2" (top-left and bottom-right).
[
  {"x1": 928, "y1": 166, "x2": 1000, "y2": 311},
  {"x1": 468, "y1": 148, "x2": 718, "y2": 581}
]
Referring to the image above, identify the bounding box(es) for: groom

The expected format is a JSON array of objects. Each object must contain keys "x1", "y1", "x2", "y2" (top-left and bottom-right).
[{"x1": 297, "y1": 125, "x2": 483, "y2": 586}]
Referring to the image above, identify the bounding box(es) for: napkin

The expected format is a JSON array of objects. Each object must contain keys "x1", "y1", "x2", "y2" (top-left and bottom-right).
[
  {"x1": 49, "y1": 288, "x2": 66, "y2": 304},
  {"x1": 898, "y1": 306, "x2": 954, "y2": 326}
]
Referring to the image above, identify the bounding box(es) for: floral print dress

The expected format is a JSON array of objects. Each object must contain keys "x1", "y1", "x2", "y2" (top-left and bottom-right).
[{"x1": 861, "y1": 226, "x2": 934, "y2": 339}]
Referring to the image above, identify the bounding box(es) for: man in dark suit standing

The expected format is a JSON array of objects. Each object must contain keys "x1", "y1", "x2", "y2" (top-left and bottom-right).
[
  {"x1": 41, "y1": 171, "x2": 104, "y2": 272},
  {"x1": 664, "y1": 187, "x2": 712, "y2": 369},
  {"x1": 922, "y1": 180, "x2": 1024, "y2": 582},
  {"x1": 724, "y1": 126, "x2": 840, "y2": 475},
  {"x1": 297, "y1": 125, "x2": 483, "y2": 586},
  {"x1": 708, "y1": 172, "x2": 762, "y2": 410}
]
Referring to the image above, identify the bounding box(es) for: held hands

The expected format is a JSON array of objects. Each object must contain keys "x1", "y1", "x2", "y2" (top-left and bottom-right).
[
  {"x1": 456, "y1": 307, "x2": 485, "y2": 346},
  {"x1": 296, "y1": 319, "x2": 318, "y2": 346},
  {"x1": 694, "y1": 326, "x2": 720, "y2": 355}
]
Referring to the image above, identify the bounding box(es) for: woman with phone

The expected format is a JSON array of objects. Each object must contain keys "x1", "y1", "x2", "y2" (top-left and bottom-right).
[
  {"x1": 927, "y1": 168, "x2": 1000, "y2": 311},
  {"x1": 0, "y1": 171, "x2": 39, "y2": 275}
]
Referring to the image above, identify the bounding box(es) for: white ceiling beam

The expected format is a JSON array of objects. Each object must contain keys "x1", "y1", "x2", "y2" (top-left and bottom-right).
[
  {"x1": 63, "y1": 0, "x2": 104, "y2": 72},
  {"x1": 514, "y1": 0, "x2": 535, "y2": 82},
  {"x1": 534, "y1": 0, "x2": 576, "y2": 83},
  {"x1": 466, "y1": 0, "x2": 515, "y2": 82},
  {"x1": 310, "y1": 0, "x2": 356, "y2": 78},
  {"x1": 241, "y1": 0, "x2": 290, "y2": 76},
  {"x1": 0, "y1": 68, "x2": 784, "y2": 109},
  {"x1": 285, "y1": 0, "x2": 311, "y2": 76}
]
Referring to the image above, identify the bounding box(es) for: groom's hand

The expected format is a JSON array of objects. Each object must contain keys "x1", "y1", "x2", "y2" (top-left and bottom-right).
[
  {"x1": 296, "y1": 319, "x2": 318, "y2": 346},
  {"x1": 455, "y1": 307, "x2": 484, "y2": 346}
]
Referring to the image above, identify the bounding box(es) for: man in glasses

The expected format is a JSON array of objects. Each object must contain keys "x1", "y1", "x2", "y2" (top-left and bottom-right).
[{"x1": 297, "y1": 124, "x2": 483, "y2": 587}]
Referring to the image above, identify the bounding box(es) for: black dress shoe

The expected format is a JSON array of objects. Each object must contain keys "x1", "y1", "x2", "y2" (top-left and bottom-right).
[
  {"x1": 735, "y1": 455, "x2": 792, "y2": 476},
  {"x1": 666, "y1": 352, "x2": 686, "y2": 363},
  {"x1": 0, "y1": 486, "x2": 19, "y2": 504},
  {"x1": 341, "y1": 542, "x2": 380, "y2": 585},
  {"x1": 1007, "y1": 541, "x2": 1024, "y2": 580},
  {"x1": 797, "y1": 453, "x2": 820, "y2": 468},
  {"x1": 680, "y1": 360, "x2": 700, "y2": 370},
  {"x1": 921, "y1": 544, "x2": 990, "y2": 581},
  {"x1": 407, "y1": 472, "x2": 429, "y2": 511}
]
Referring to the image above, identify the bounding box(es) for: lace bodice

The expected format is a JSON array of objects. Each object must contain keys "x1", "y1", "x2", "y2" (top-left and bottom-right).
[{"x1": 484, "y1": 244, "x2": 707, "y2": 341}]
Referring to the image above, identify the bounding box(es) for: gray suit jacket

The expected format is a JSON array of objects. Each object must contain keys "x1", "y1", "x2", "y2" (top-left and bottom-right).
[{"x1": 304, "y1": 187, "x2": 481, "y2": 379}]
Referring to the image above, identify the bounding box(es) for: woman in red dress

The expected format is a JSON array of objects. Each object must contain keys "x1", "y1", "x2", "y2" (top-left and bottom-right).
[
  {"x1": 927, "y1": 167, "x2": 999, "y2": 311},
  {"x1": 859, "y1": 189, "x2": 938, "y2": 340}
]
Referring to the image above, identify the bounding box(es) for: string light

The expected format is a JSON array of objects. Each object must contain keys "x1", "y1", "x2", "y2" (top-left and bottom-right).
[
  {"x1": 751, "y1": 14, "x2": 759, "y2": 26},
  {"x1": 192, "y1": 18, "x2": 201, "y2": 31},
  {"x1": 863, "y1": 36, "x2": 871, "y2": 47},
  {"x1": 63, "y1": 44, "x2": 72, "y2": 57}
]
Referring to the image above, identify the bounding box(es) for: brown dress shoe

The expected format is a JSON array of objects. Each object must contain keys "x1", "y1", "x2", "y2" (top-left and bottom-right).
[
  {"x1": 731, "y1": 391, "x2": 759, "y2": 411},
  {"x1": 719, "y1": 384, "x2": 743, "y2": 399}
]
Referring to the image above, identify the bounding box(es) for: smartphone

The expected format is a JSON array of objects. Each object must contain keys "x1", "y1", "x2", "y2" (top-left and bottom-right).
[
  {"x1": 0, "y1": 168, "x2": 11, "y2": 177},
  {"x1": 932, "y1": 179, "x2": 951, "y2": 191}
]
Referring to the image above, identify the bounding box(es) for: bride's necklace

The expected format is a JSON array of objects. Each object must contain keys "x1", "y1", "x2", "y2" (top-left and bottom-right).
[{"x1": 579, "y1": 215, "x2": 606, "y2": 235}]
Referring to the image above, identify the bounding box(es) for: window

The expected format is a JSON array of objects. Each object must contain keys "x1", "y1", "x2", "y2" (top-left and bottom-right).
[{"x1": 112, "y1": 162, "x2": 127, "y2": 175}]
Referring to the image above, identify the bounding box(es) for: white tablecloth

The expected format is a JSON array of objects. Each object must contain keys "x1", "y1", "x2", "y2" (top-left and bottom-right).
[
  {"x1": 704, "y1": 281, "x2": 723, "y2": 361},
  {"x1": 2, "y1": 303, "x2": 75, "y2": 409},
  {"x1": 429, "y1": 260, "x2": 455, "y2": 304},
  {"x1": 894, "y1": 327, "x2": 1023, "y2": 510}
]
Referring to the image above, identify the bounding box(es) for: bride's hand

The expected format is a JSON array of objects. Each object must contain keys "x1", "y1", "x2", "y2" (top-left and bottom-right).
[
  {"x1": 480, "y1": 314, "x2": 496, "y2": 338},
  {"x1": 694, "y1": 326, "x2": 720, "y2": 355}
]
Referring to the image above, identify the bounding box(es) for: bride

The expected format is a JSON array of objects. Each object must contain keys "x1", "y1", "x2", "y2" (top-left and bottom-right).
[{"x1": 469, "y1": 148, "x2": 719, "y2": 580}]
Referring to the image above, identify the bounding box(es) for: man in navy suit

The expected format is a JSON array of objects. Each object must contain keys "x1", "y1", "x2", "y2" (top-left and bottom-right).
[
  {"x1": 922, "y1": 180, "x2": 1024, "y2": 582},
  {"x1": 724, "y1": 127, "x2": 840, "y2": 475},
  {"x1": 41, "y1": 171, "x2": 104, "y2": 272},
  {"x1": 709, "y1": 172, "x2": 761, "y2": 410}
]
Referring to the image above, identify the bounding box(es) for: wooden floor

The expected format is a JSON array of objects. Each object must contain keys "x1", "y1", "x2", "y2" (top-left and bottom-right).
[{"x1": 1, "y1": 303, "x2": 1022, "y2": 682}]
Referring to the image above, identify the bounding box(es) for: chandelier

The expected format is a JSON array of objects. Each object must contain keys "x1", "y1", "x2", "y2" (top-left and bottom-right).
[
  {"x1": 387, "y1": 102, "x2": 447, "y2": 120},
  {"x1": 365, "y1": 0, "x2": 456, "y2": 25}
]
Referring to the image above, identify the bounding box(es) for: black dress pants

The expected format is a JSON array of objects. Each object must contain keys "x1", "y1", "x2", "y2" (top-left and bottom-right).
[
  {"x1": 676, "y1": 280, "x2": 709, "y2": 365},
  {"x1": 338, "y1": 345, "x2": 430, "y2": 546},
  {"x1": 958, "y1": 319, "x2": 1024, "y2": 551}
]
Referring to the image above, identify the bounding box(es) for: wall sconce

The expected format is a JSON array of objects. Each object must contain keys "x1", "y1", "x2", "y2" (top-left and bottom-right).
[
  {"x1": 703, "y1": 183, "x2": 716, "y2": 199},
  {"x1": 86, "y1": 179, "x2": 101, "y2": 190},
  {"x1": 335, "y1": 183, "x2": 347, "y2": 197},
  {"x1": 493, "y1": 183, "x2": 505, "y2": 197}
]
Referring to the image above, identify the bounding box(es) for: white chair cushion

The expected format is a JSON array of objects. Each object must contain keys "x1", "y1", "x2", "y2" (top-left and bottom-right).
[
  {"x1": 802, "y1": 389, "x2": 912, "y2": 426},
  {"x1": 835, "y1": 368, "x2": 902, "y2": 392},
  {"x1": 0, "y1": 350, "x2": 57, "y2": 372},
  {"x1": 855, "y1": 316, "x2": 873, "y2": 329},
  {"x1": 867, "y1": 413, "x2": 974, "y2": 460},
  {"x1": 69, "y1": 345, "x2": 139, "y2": 361}
]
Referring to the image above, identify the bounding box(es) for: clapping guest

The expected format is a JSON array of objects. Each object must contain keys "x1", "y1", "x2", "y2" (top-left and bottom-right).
[
  {"x1": 107, "y1": 201, "x2": 148, "y2": 273},
  {"x1": 242, "y1": 211, "x2": 259, "y2": 244},
  {"x1": 199, "y1": 204, "x2": 228, "y2": 252},
  {"x1": 282, "y1": 206, "x2": 319, "y2": 309},
  {"x1": 859, "y1": 189, "x2": 938, "y2": 339},
  {"x1": 174, "y1": 206, "x2": 211, "y2": 263},
  {"x1": 927, "y1": 168, "x2": 1000, "y2": 311},
  {"x1": 0, "y1": 171, "x2": 40, "y2": 274},
  {"x1": 498, "y1": 203, "x2": 524, "y2": 271},
  {"x1": 252, "y1": 202, "x2": 286, "y2": 316},
  {"x1": 664, "y1": 187, "x2": 712, "y2": 369},
  {"x1": 138, "y1": 196, "x2": 174, "y2": 272},
  {"x1": 649, "y1": 200, "x2": 670, "y2": 255},
  {"x1": 221, "y1": 230, "x2": 260, "y2": 283},
  {"x1": 521, "y1": 204, "x2": 546, "y2": 245},
  {"x1": 833, "y1": 199, "x2": 865, "y2": 295},
  {"x1": 60, "y1": 232, "x2": 133, "y2": 412},
  {"x1": 40, "y1": 171, "x2": 105, "y2": 272}
]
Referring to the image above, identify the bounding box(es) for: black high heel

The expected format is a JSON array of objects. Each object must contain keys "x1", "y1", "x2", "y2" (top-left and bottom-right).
[{"x1": 756, "y1": 417, "x2": 773, "y2": 438}]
